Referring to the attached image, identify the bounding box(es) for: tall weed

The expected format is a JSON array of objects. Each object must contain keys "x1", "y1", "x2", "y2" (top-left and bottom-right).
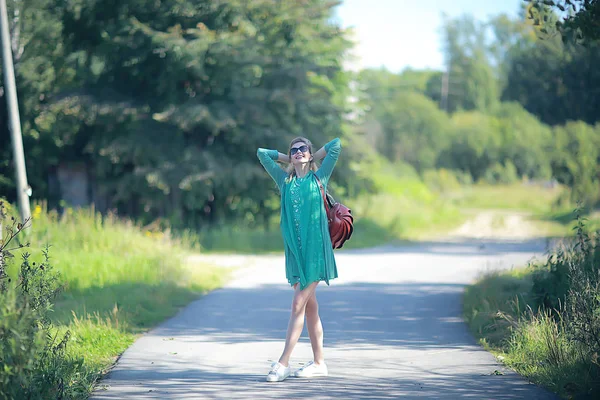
[
  {"x1": 464, "y1": 209, "x2": 600, "y2": 398},
  {"x1": 0, "y1": 201, "x2": 87, "y2": 399}
]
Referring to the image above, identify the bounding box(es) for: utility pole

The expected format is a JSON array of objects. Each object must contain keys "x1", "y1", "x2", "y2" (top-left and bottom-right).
[
  {"x1": 440, "y1": 70, "x2": 449, "y2": 112},
  {"x1": 0, "y1": 0, "x2": 30, "y2": 223}
]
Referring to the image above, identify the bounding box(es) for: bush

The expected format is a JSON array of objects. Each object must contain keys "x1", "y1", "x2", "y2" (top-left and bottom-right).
[
  {"x1": 530, "y1": 249, "x2": 571, "y2": 311},
  {"x1": 422, "y1": 168, "x2": 463, "y2": 193},
  {"x1": 483, "y1": 161, "x2": 519, "y2": 185},
  {"x1": 464, "y1": 210, "x2": 600, "y2": 398},
  {"x1": 0, "y1": 201, "x2": 87, "y2": 399},
  {"x1": 565, "y1": 220, "x2": 600, "y2": 357},
  {"x1": 531, "y1": 213, "x2": 600, "y2": 357}
]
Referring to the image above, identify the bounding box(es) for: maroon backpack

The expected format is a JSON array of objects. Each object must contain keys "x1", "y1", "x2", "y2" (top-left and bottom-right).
[{"x1": 314, "y1": 175, "x2": 354, "y2": 249}]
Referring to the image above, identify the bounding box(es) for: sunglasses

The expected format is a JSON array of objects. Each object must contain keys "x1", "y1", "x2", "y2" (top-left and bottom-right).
[{"x1": 290, "y1": 145, "x2": 309, "y2": 155}]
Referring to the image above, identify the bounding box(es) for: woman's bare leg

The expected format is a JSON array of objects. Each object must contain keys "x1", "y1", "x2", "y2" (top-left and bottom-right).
[
  {"x1": 305, "y1": 291, "x2": 324, "y2": 364},
  {"x1": 278, "y1": 281, "x2": 319, "y2": 367}
]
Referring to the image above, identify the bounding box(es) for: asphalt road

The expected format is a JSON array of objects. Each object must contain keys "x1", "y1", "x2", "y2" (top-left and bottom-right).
[{"x1": 91, "y1": 238, "x2": 558, "y2": 399}]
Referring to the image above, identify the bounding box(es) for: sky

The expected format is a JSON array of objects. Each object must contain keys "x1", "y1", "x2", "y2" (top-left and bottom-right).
[{"x1": 334, "y1": 0, "x2": 524, "y2": 72}]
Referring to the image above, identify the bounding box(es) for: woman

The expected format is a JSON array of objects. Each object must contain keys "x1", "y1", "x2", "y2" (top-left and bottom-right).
[{"x1": 256, "y1": 136, "x2": 341, "y2": 382}]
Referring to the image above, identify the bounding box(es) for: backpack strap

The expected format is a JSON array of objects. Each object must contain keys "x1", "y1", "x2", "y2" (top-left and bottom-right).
[{"x1": 314, "y1": 175, "x2": 330, "y2": 213}]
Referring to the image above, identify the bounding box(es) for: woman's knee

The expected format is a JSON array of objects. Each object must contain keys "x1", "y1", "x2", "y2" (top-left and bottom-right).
[
  {"x1": 306, "y1": 293, "x2": 318, "y2": 315},
  {"x1": 291, "y1": 297, "x2": 307, "y2": 315},
  {"x1": 291, "y1": 292, "x2": 310, "y2": 314},
  {"x1": 291, "y1": 282, "x2": 318, "y2": 314}
]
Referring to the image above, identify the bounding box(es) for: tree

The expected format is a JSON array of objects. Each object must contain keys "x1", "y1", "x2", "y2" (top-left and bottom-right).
[
  {"x1": 487, "y1": 13, "x2": 537, "y2": 93},
  {"x1": 502, "y1": 23, "x2": 600, "y2": 126},
  {"x1": 492, "y1": 102, "x2": 553, "y2": 180},
  {"x1": 550, "y1": 121, "x2": 600, "y2": 205},
  {"x1": 438, "y1": 14, "x2": 499, "y2": 113},
  {"x1": 378, "y1": 91, "x2": 450, "y2": 171},
  {"x1": 356, "y1": 67, "x2": 437, "y2": 108},
  {"x1": 437, "y1": 111, "x2": 502, "y2": 181},
  {"x1": 50, "y1": 0, "x2": 351, "y2": 227},
  {"x1": 527, "y1": 0, "x2": 600, "y2": 44},
  {"x1": 0, "y1": 0, "x2": 72, "y2": 200}
]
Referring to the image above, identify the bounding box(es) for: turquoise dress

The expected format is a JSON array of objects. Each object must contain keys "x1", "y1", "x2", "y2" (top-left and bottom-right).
[{"x1": 257, "y1": 138, "x2": 341, "y2": 290}]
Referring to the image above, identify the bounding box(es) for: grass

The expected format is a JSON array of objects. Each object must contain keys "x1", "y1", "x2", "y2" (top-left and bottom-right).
[
  {"x1": 3, "y1": 202, "x2": 228, "y2": 397},
  {"x1": 447, "y1": 182, "x2": 600, "y2": 238},
  {"x1": 195, "y1": 181, "x2": 574, "y2": 254},
  {"x1": 344, "y1": 191, "x2": 464, "y2": 245},
  {"x1": 448, "y1": 182, "x2": 565, "y2": 213},
  {"x1": 194, "y1": 225, "x2": 284, "y2": 254},
  {"x1": 463, "y1": 268, "x2": 534, "y2": 347},
  {"x1": 196, "y1": 174, "x2": 467, "y2": 253},
  {"x1": 535, "y1": 209, "x2": 600, "y2": 237},
  {"x1": 463, "y1": 267, "x2": 600, "y2": 398}
]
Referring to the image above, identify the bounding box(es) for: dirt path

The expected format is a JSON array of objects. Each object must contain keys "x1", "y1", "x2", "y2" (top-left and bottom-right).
[{"x1": 447, "y1": 210, "x2": 542, "y2": 240}]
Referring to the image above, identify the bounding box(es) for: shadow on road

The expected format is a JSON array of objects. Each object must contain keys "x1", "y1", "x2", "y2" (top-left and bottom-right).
[
  {"x1": 340, "y1": 237, "x2": 552, "y2": 257},
  {"x1": 157, "y1": 282, "x2": 470, "y2": 349},
  {"x1": 92, "y1": 239, "x2": 558, "y2": 399},
  {"x1": 95, "y1": 366, "x2": 551, "y2": 399}
]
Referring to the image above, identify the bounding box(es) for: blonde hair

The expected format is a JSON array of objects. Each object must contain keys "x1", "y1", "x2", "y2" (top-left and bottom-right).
[{"x1": 286, "y1": 136, "x2": 319, "y2": 179}]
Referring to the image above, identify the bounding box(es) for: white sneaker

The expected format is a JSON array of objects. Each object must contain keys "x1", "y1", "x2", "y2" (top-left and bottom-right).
[
  {"x1": 266, "y1": 362, "x2": 290, "y2": 382},
  {"x1": 294, "y1": 361, "x2": 328, "y2": 378}
]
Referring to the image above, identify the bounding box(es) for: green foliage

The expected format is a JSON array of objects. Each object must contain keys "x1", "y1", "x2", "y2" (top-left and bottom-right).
[
  {"x1": 463, "y1": 268, "x2": 534, "y2": 346},
  {"x1": 356, "y1": 9, "x2": 600, "y2": 205},
  {"x1": 465, "y1": 271, "x2": 599, "y2": 398},
  {"x1": 440, "y1": 14, "x2": 499, "y2": 113},
  {"x1": 526, "y1": 0, "x2": 600, "y2": 45},
  {"x1": 437, "y1": 111, "x2": 502, "y2": 181},
  {"x1": 323, "y1": 130, "x2": 379, "y2": 200},
  {"x1": 1, "y1": 0, "x2": 351, "y2": 230},
  {"x1": 503, "y1": 5, "x2": 600, "y2": 126},
  {"x1": 62, "y1": 0, "x2": 349, "y2": 227},
  {"x1": 551, "y1": 121, "x2": 600, "y2": 205},
  {"x1": 491, "y1": 102, "x2": 553, "y2": 180},
  {"x1": 0, "y1": 203, "x2": 88, "y2": 399},
  {"x1": 383, "y1": 92, "x2": 451, "y2": 170},
  {"x1": 422, "y1": 169, "x2": 464, "y2": 193},
  {"x1": 197, "y1": 151, "x2": 465, "y2": 252},
  {"x1": 564, "y1": 217, "x2": 600, "y2": 356},
  {"x1": 28, "y1": 206, "x2": 186, "y2": 290},
  {"x1": 0, "y1": 289, "x2": 90, "y2": 400},
  {"x1": 194, "y1": 225, "x2": 283, "y2": 253},
  {"x1": 531, "y1": 249, "x2": 571, "y2": 311},
  {"x1": 483, "y1": 161, "x2": 519, "y2": 185},
  {"x1": 504, "y1": 309, "x2": 595, "y2": 397},
  {"x1": 0, "y1": 201, "x2": 227, "y2": 398},
  {"x1": 451, "y1": 183, "x2": 565, "y2": 213},
  {"x1": 342, "y1": 158, "x2": 464, "y2": 243},
  {"x1": 0, "y1": 0, "x2": 598, "y2": 240},
  {"x1": 357, "y1": 69, "x2": 453, "y2": 172},
  {"x1": 1, "y1": 0, "x2": 599, "y2": 233},
  {"x1": 0, "y1": 0, "x2": 73, "y2": 197},
  {"x1": 463, "y1": 214, "x2": 600, "y2": 398},
  {"x1": 357, "y1": 67, "x2": 438, "y2": 105}
]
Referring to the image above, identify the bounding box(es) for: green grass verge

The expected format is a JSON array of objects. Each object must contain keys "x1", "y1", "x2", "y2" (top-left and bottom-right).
[
  {"x1": 447, "y1": 183, "x2": 600, "y2": 238},
  {"x1": 463, "y1": 268, "x2": 598, "y2": 398},
  {"x1": 448, "y1": 183, "x2": 565, "y2": 213},
  {"x1": 534, "y1": 209, "x2": 600, "y2": 237},
  {"x1": 344, "y1": 191, "x2": 465, "y2": 245},
  {"x1": 5, "y1": 203, "x2": 228, "y2": 397},
  {"x1": 194, "y1": 225, "x2": 284, "y2": 254},
  {"x1": 196, "y1": 175, "x2": 467, "y2": 253},
  {"x1": 195, "y1": 182, "x2": 570, "y2": 253}
]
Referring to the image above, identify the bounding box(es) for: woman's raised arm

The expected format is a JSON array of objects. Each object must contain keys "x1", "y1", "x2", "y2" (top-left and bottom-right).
[
  {"x1": 257, "y1": 148, "x2": 288, "y2": 189},
  {"x1": 315, "y1": 138, "x2": 341, "y2": 185}
]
